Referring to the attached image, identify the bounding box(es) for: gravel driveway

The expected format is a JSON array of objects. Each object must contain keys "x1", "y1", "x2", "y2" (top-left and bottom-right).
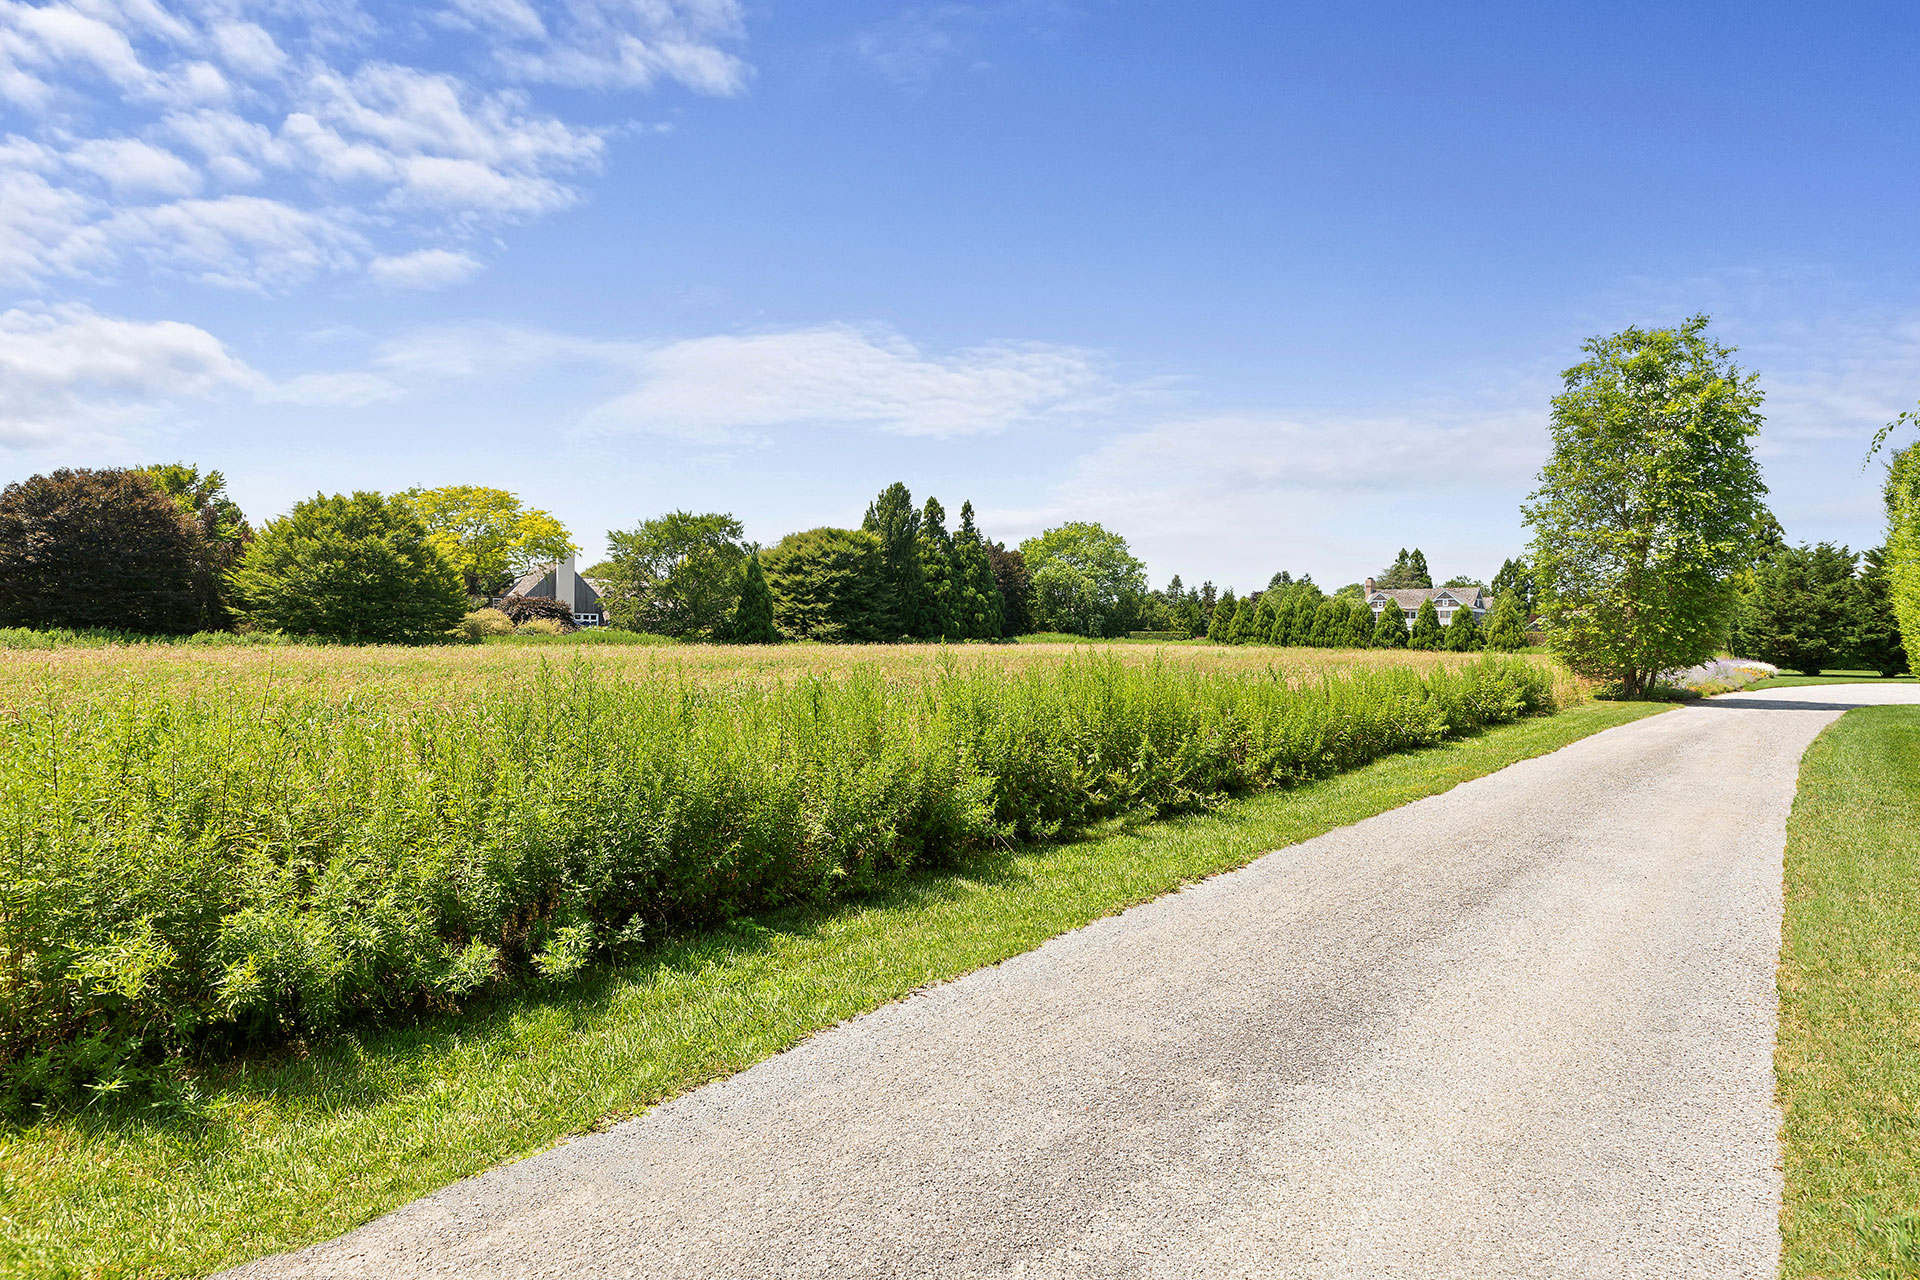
[{"x1": 228, "y1": 684, "x2": 1920, "y2": 1280}]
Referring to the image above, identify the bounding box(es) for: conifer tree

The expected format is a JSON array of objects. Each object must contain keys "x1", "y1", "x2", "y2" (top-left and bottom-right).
[
  {"x1": 861, "y1": 482, "x2": 924, "y2": 638},
  {"x1": 1444, "y1": 602, "x2": 1481, "y2": 651},
  {"x1": 1408, "y1": 548, "x2": 1432, "y2": 588},
  {"x1": 1207, "y1": 589, "x2": 1236, "y2": 643},
  {"x1": 917, "y1": 496, "x2": 956, "y2": 639},
  {"x1": 1409, "y1": 598, "x2": 1445, "y2": 649},
  {"x1": 721, "y1": 551, "x2": 780, "y2": 643},
  {"x1": 1372, "y1": 597, "x2": 1410, "y2": 647},
  {"x1": 1344, "y1": 599, "x2": 1376, "y2": 647},
  {"x1": 948, "y1": 501, "x2": 1003, "y2": 639},
  {"x1": 1228, "y1": 593, "x2": 1255, "y2": 643},
  {"x1": 1309, "y1": 600, "x2": 1342, "y2": 647},
  {"x1": 1483, "y1": 591, "x2": 1528, "y2": 651},
  {"x1": 1285, "y1": 586, "x2": 1324, "y2": 645}
]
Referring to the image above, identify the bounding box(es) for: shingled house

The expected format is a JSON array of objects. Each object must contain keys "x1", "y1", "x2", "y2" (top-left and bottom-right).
[
  {"x1": 496, "y1": 555, "x2": 607, "y2": 627},
  {"x1": 1363, "y1": 578, "x2": 1490, "y2": 629}
]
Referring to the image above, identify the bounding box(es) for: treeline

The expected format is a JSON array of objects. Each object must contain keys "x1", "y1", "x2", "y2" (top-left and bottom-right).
[
  {"x1": 1186, "y1": 574, "x2": 1531, "y2": 653},
  {"x1": 1732, "y1": 535, "x2": 1908, "y2": 676}
]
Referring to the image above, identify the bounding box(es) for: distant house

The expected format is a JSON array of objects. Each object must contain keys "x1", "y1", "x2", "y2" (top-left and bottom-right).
[
  {"x1": 496, "y1": 555, "x2": 607, "y2": 627},
  {"x1": 1363, "y1": 577, "x2": 1490, "y2": 629}
]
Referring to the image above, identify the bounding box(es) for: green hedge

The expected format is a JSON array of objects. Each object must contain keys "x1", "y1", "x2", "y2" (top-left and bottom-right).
[{"x1": 0, "y1": 654, "x2": 1554, "y2": 1108}]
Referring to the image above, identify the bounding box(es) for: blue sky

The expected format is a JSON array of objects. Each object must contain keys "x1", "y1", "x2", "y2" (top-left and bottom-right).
[{"x1": 3, "y1": 0, "x2": 1916, "y2": 591}]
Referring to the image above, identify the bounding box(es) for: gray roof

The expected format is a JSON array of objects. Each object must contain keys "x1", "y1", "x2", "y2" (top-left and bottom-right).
[
  {"x1": 1367, "y1": 587, "x2": 1487, "y2": 611},
  {"x1": 500, "y1": 564, "x2": 603, "y2": 613}
]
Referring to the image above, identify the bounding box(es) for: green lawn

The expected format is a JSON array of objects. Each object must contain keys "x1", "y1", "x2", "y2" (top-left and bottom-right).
[
  {"x1": 0, "y1": 700, "x2": 1665, "y2": 1279},
  {"x1": 1779, "y1": 705, "x2": 1920, "y2": 1279},
  {"x1": 1753, "y1": 670, "x2": 1918, "y2": 690}
]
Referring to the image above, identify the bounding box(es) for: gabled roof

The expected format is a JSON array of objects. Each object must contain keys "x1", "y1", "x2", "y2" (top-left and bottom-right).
[{"x1": 1367, "y1": 586, "x2": 1487, "y2": 610}]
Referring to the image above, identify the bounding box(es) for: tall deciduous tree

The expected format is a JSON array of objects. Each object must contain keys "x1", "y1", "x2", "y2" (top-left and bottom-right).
[
  {"x1": 402, "y1": 485, "x2": 574, "y2": 600},
  {"x1": 1019, "y1": 521, "x2": 1148, "y2": 637},
  {"x1": 862, "y1": 482, "x2": 927, "y2": 639},
  {"x1": 601, "y1": 511, "x2": 748, "y2": 638},
  {"x1": 1522, "y1": 316, "x2": 1767, "y2": 698},
  {"x1": 1743, "y1": 542, "x2": 1858, "y2": 676},
  {"x1": 231, "y1": 492, "x2": 466, "y2": 642},
  {"x1": 0, "y1": 468, "x2": 218, "y2": 633},
  {"x1": 761, "y1": 527, "x2": 894, "y2": 642},
  {"x1": 1490, "y1": 557, "x2": 1535, "y2": 612}
]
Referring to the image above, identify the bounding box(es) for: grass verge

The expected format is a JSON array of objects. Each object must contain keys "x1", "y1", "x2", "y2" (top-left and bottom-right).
[
  {"x1": 1754, "y1": 671, "x2": 1918, "y2": 690},
  {"x1": 1779, "y1": 704, "x2": 1920, "y2": 1279},
  {"x1": 0, "y1": 699, "x2": 1665, "y2": 1279}
]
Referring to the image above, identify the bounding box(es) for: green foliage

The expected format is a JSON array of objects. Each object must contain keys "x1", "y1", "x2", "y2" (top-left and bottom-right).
[
  {"x1": 402, "y1": 485, "x2": 575, "y2": 599},
  {"x1": 1308, "y1": 599, "x2": 1343, "y2": 647},
  {"x1": 917, "y1": 497, "x2": 956, "y2": 639},
  {"x1": 1372, "y1": 598, "x2": 1409, "y2": 648},
  {"x1": 230, "y1": 492, "x2": 468, "y2": 643},
  {"x1": 0, "y1": 468, "x2": 224, "y2": 634},
  {"x1": 1491, "y1": 557, "x2": 1535, "y2": 613},
  {"x1": 1377, "y1": 548, "x2": 1433, "y2": 589},
  {"x1": 1344, "y1": 599, "x2": 1377, "y2": 647},
  {"x1": 1484, "y1": 591, "x2": 1528, "y2": 651},
  {"x1": 458, "y1": 608, "x2": 514, "y2": 640},
  {"x1": 1227, "y1": 594, "x2": 1256, "y2": 643},
  {"x1": 1206, "y1": 589, "x2": 1236, "y2": 643},
  {"x1": 1744, "y1": 542, "x2": 1859, "y2": 676},
  {"x1": 1522, "y1": 315, "x2": 1768, "y2": 698},
  {"x1": 862, "y1": 483, "x2": 929, "y2": 638},
  {"x1": 1889, "y1": 445, "x2": 1920, "y2": 673},
  {"x1": 949, "y1": 503, "x2": 1003, "y2": 640},
  {"x1": 141, "y1": 463, "x2": 252, "y2": 622},
  {"x1": 601, "y1": 511, "x2": 748, "y2": 638},
  {"x1": 986, "y1": 541, "x2": 1031, "y2": 636},
  {"x1": 1445, "y1": 601, "x2": 1483, "y2": 651},
  {"x1": 719, "y1": 552, "x2": 781, "y2": 644},
  {"x1": 0, "y1": 654, "x2": 1557, "y2": 1108},
  {"x1": 1852, "y1": 547, "x2": 1909, "y2": 677},
  {"x1": 1408, "y1": 598, "x2": 1445, "y2": 650},
  {"x1": 762, "y1": 527, "x2": 895, "y2": 641},
  {"x1": 1019, "y1": 521, "x2": 1148, "y2": 637}
]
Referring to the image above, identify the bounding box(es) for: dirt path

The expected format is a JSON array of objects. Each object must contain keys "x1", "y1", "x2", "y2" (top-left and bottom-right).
[{"x1": 228, "y1": 685, "x2": 1920, "y2": 1280}]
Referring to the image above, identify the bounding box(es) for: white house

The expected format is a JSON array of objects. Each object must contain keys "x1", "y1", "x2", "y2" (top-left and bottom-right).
[{"x1": 1363, "y1": 578, "x2": 1490, "y2": 629}]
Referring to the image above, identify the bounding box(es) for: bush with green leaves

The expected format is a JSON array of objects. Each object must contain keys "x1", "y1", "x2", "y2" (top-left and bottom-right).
[
  {"x1": 762, "y1": 527, "x2": 896, "y2": 641},
  {"x1": 600, "y1": 511, "x2": 746, "y2": 638},
  {"x1": 231, "y1": 492, "x2": 467, "y2": 643},
  {"x1": 458, "y1": 608, "x2": 515, "y2": 640},
  {"x1": 1888, "y1": 445, "x2": 1920, "y2": 668},
  {"x1": 1409, "y1": 599, "x2": 1445, "y2": 650},
  {"x1": 0, "y1": 653, "x2": 1557, "y2": 1109}
]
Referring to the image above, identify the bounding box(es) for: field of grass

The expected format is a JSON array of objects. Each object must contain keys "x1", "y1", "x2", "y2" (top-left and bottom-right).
[
  {"x1": 0, "y1": 697, "x2": 1663, "y2": 1278},
  {"x1": 1778, "y1": 705, "x2": 1920, "y2": 1279}
]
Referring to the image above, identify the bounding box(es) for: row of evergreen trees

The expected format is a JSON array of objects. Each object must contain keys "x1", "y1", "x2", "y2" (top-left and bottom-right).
[
  {"x1": 1731, "y1": 540, "x2": 1907, "y2": 676},
  {"x1": 1198, "y1": 579, "x2": 1531, "y2": 652}
]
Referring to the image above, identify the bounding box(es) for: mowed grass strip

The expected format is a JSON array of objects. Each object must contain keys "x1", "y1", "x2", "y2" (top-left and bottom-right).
[
  {"x1": 0, "y1": 699, "x2": 1664, "y2": 1279},
  {"x1": 1779, "y1": 705, "x2": 1920, "y2": 1279},
  {"x1": 1751, "y1": 671, "x2": 1919, "y2": 691}
]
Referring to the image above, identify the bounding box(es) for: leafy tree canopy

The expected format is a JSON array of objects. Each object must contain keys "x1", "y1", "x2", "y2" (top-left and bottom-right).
[
  {"x1": 402, "y1": 485, "x2": 575, "y2": 599},
  {"x1": 1019, "y1": 521, "x2": 1148, "y2": 637},
  {"x1": 1490, "y1": 557, "x2": 1536, "y2": 613},
  {"x1": 602, "y1": 510, "x2": 748, "y2": 638},
  {"x1": 1376, "y1": 547, "x2": 1433, "y2": 589},
  {"x1": 762, "y1": 527, "x2": 895, "y2": 642},
  {"x1": 231, "y1": 491, "x2": 466, "y2": 643},
  {"x1": 1887, "y1": 445, "x2": 1920, "y2": 667},
  {"x1": 1522, "y1": 315, "x2": 1768, "y2": 697}
]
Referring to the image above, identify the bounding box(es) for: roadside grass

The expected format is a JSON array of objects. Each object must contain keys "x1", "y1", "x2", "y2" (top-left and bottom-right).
[
  {"x1": 0, "y1": 700, "x2": 1665, "y2": 1279},
  {"x1": 1778, "y1": 705, "x2": 1920, "y2": 1279},
  {"x1": 1754, "y1": 670, "x2": 1918, "y2": 691}
]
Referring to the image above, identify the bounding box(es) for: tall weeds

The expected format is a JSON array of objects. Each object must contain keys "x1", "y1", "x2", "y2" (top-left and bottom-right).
[{"x1": 0, "y1": 653, "x2": 1554, "y2": 1107}]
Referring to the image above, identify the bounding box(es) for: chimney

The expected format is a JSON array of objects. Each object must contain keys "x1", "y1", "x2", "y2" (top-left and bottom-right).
[
  {"x1": 556, "y1": 554, "x2": 577, "y2": 613},
  {"x1": 1365, "y1": 577, "x2": 1375, "y2": 594}
]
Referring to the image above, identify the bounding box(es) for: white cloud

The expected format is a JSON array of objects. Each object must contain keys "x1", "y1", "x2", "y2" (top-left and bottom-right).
[
  {"x1": 84, "y1": 195, "x2": 364, "y2": 289},
  {"x1": 368, "y1": 247, "x2": 483, "y2": 290},
  {"x1": 66, "y1": 136, "x2": 201, "y2": 197},
  {"x1": 210, "y1": 21, "x2": 285, "y2": 79},
  {"x1": 0, "y1": 304, "x2": 259, "y2": 447},
  {"x1": 470, "y1": 0, "x2": 751, "y2": 95}
]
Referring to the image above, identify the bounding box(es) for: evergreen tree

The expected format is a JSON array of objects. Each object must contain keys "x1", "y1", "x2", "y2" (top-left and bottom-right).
[
  {"x1": 1199, "y1": 581, "x2": 1217, "y2": 614},
  {"x1": 230, "y1": 491, "x2": 467, "y2": 643},
  {"x1": 1444, "y1": 602, "x2": 1482, "y2": 651},
  {"x1": 1491, "y1": 557, "x2": 1536, "y2": 613},
  {"x1": 917, "y1": 496, "x2": 956, "y2": 639},
  {"x1": 1344, "y1": 599, "x2": 1377, "y2": 647},
  {"x1": 719, "y1": 551, "x2": 780, "y2": 643},
  {"x1": 948, "y1": 502, "x2": 1003, "y2": 639},
  {"x1": 1744, "y1": 542, "x2": 1858, "y2": 675},
  {"x1": 1371, "y1": 598, "x2": 1409, "y2": 647},
  {"x1": 1267, "y1": 569, "x2": 1293, "y2": 590},
  {"x1": 1483, "y1": 591, "x2": 1528, "y2": 651},
  {"x1": 1852, "y1": 546, "x2": 1909, "y2": 676},
  {"x1": 985, "y1": 541, "x2": 1032, "y2": 636},
  {"x1": 1377, "y1": 548, "x2": 1434, "y2": 590},
  {"x1": 1174, "y1": 596, "x2": 1205, "y2": 638},
  {"x1": 1408, "y1": 549, "x2": 1432, "y2": 588},
  {"x1": 1207, "y1": 589, "x2": 1236, "y2": 642},
  {"x1": 1409, "y1": 599, "x2": 1445, "y2": 650},
  {"x1": 1308, "y1": 599, "x2": 1342, "y2": 647},
  {"x1": 761, "y1": 527, "x2": 895, "y2": 642},
  {"x1": 1227, "y1": 594, "x2": 1255, "y2": 643},
  {"x1": 1285, "y1": 585, "x2": 1325, "y2": 645},
  {"x1": 861, "y1": 482, "x2": 926, "y2": 638}
]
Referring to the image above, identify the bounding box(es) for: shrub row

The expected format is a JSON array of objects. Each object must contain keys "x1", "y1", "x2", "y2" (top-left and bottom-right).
[{"x1": 0, "y1": 654, "x2": 1555, "y2": 1107}]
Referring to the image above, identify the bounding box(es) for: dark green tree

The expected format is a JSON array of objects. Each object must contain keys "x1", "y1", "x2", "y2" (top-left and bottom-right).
[
  {"x1": 1377, "y1": 548, "x2": 1434, "y2": 589},
  {"x1": 1743, "y1": 542, "x2": 1858, "y2": 676},
  {"x1": 1852, "y1": 546, "x2": 1909, "y2": 676},
  {"x1": 761, "y1": 527, "x2": 895, "y2": 641},
  {"x1": 1483, "y1": 591, "x2": 1529, "y2": 651},
  {"x1": 862, "y1": 483, "x2": 928, "y2": 638},
  {"x1": 230, "y1": 491, "x2": 466, "y2": 642},
  {"x1": 601, "y1": 510, "x2": 747, "y2": 638},
  {"x1": 1308, "y1": 599, "x2": 1343, "y2": 647},
  {"x1": 142, "y1": 462, "x2": 252, "y2": 622},
  {"x1": 917, "y1": 496, "x2": 956, "y2": 639},
  {"x1": 1371, "y1": 598, "x2": 1409, "y2": 647},
  {"x1": 1409, "y1": 598, "x2": 1445, "y2": 650},
  {"x1": 1522, "y1": 316, "x2": 1768, "y2": 697},
  {"x1": 1207, "y1": 589, "x2": 1236, "y2": 643},
  {"x1": 1227, "y1": 593, "x2": 1256, "y2": 643},
  {"x1": 1490, "y1": 558, "x2": 1535, "y2": 613},
  {"x1": 1285, "y1": 584, "x2": 1325, "y2": 645},
  {"x1": 949, "y1": 502, "x2": 1003, "y2": 640},
  {"x1": 986, "y1": 541, "x2": 1032, "y2": 636},
  {"x1": 1444, "y1": 602, "x2": 1482, "y2": 651},
  {"x1": 0, "y1": 468, "x2": 219, "y2": 633},
  {"x1": 719, "y1": 551, "x2": 780, "y2": 644},
  {"x1": 1343, "y1": 599, "x2": 1377, "y2": 647}
]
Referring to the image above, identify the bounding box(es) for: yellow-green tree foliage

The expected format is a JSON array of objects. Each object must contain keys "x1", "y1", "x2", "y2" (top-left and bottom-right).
[
  {"x1": 404, "y1": 485, "x2": 575, "y2": 598},
  {"x1": 1888, "y1": 444, "x2": 1920, "y2": 665}
]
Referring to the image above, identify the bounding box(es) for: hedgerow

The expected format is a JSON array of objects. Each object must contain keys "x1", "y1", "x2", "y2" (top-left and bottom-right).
[{"x1": 0, "y1": 653, "x2": 1554, "y2": 1109}]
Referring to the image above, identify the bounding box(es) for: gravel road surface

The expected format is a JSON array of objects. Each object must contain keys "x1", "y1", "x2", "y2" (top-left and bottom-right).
[{"x1": 229, "y1": 684, "x2": 1920, "y2": 1280}]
